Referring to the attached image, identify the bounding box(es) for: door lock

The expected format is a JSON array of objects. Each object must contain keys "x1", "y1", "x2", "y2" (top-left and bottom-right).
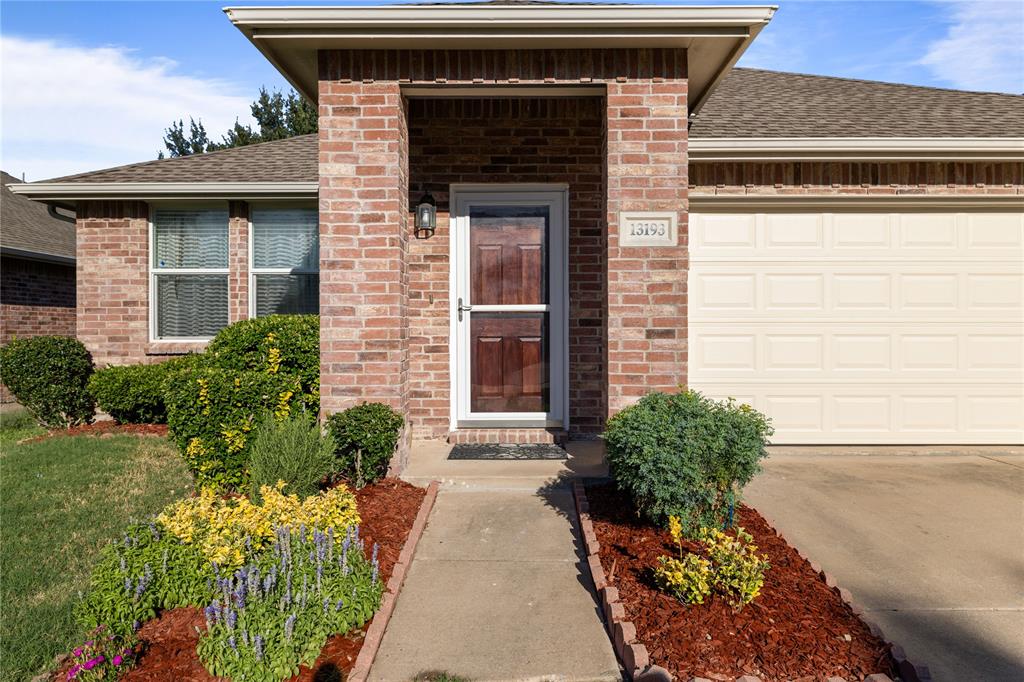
[{"x1": 457, "y1": 297, "x2": 472, "y2": 322}]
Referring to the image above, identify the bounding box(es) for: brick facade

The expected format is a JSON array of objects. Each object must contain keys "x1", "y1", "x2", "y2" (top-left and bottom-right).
[
  {"x1": 0, "y1": 255, "x2": 77, "y2": 402},
  {"x1": 319, "y1": 48, "x2": 690, "y2": 440}
]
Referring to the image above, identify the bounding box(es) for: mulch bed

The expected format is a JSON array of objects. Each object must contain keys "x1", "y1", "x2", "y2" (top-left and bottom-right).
[
  {"x1": 23, "y1": 422, "x2": 169, "y2": 443},
  {"x1": 586, "y1": 483, "x2": 896, "y2": 682},
  {"x1": 55, "y1": 479, "x2": 426, "y2": 682}
]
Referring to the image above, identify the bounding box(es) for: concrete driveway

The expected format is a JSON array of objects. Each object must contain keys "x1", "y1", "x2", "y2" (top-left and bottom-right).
[{"x1": 745, "y1": 447, "x2": 1024, "y2": 682}]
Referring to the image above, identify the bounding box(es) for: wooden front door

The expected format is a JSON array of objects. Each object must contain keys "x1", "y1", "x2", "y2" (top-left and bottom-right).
[{"x1": 452, "y1": 188, "x2": 567, "y2": 428}]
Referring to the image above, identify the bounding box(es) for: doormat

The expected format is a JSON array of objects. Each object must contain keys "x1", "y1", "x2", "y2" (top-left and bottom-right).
[{"x1": 447, "y1": 443, "x2": 568, "y2": 460}]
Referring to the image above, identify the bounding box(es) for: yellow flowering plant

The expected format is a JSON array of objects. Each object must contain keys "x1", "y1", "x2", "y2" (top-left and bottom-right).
[
  {"x1": 653, "y1": 516, "x2": 770, "y2": 609},
  {"x1": 157, "y1": 482, "x2": 360, "y2": 570}
]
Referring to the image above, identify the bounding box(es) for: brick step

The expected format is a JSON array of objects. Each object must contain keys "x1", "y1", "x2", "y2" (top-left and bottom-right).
[{"x1": 447, "y1": 428, "x2": 568, "y2": 445}]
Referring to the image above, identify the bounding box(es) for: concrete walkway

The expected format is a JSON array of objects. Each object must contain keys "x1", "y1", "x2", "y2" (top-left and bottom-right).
[
  {"x1": 369, "y1": 443, "x2": 619, "y2": 681},
  {"x1": 745, "y1": 447, "x2": 1024, "y2": 682}
]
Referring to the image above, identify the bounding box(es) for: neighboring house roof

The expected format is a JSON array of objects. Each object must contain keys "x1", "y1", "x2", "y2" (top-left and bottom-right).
[
  {"x1": 1, "y1": 171, "x2": 76, "y2": 262},
  {"x1": 690, "y1": 68, "x2": 1024, "y2": 138},
  {"x1": 7, "y1": 70, "x2": 1024, "y2": 200}
]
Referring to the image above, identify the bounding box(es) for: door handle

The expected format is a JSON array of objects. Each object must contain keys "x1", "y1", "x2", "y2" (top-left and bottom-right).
[{"x1": 457, "y1": 297, "x2": 472, "y2": 322}]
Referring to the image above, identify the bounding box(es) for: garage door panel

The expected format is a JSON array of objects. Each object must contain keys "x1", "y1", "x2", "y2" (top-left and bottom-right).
[
  {"x1": 689, "y1": 210, "x2": 1024, "y2": 445},
  {"x1": 690, "y1": 324, "x2": 1022, "y2": 381}
]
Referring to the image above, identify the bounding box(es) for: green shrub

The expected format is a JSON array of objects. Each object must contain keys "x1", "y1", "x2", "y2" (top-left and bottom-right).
[
  {"x1": 247, "y1": 413, "x2": 337, "y2": 501},
  {"x1": 603, "y1": 390, "x2": 772, "y2": 533},
  {"x1": 0, "y1": 335, "x2": 95, "y2": 428},
  {"x1": 204, "y1": 315, "x2": 319, "y2": 410},
  {"x1": 164, "y1": 367, "x2": 304, "y2": 490},
  {"x1": 326, "y1": 403, "x2": 403, "y2": 487},
  {"x1": 87, "y1": 356, "x2": 193, "y2": 424}
]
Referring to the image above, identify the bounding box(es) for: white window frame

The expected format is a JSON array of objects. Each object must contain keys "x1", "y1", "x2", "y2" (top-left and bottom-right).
[
  {"x1": 247, "y1": 201, "x2": 320, "y2": 319},
  {"x1": 448, "y1": 184, "x2": 570, "y2": 431},
  {"x1": 148, "y1": 201, "x2": 230, "y2": 343}
]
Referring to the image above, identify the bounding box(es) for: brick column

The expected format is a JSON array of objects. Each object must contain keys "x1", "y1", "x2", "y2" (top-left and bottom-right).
[
  {"x1": 605, "y1": 70, "x2": 689, "y2": 415},
  {"x1": 228, "y1": 200, "x2": 250, "y2": 323},
  {"x1": 318, "y1": 79, "x2": 410, "y2": 418}
]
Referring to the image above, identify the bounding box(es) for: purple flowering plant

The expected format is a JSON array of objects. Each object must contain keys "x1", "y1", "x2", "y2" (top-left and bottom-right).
[{"x1": 64, "y1": 627, "x2": 136, "y2": 681}]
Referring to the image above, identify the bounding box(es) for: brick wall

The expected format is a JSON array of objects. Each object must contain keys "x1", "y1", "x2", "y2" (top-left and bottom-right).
[
  {"x1": 605, "y1": 57, "x2": 689, "y2": 415},
  {"x1": 690, "y1": 161, "x2": 1024, "y2": 195},
  {"x1": 406, "y1": 97, "x2": 606, "y2": 439},
  {"x1": 0, "y1": 255, "x2": 77, "y2": 402}
]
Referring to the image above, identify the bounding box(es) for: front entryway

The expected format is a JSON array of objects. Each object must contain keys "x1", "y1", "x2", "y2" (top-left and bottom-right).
[{"x1": 450, "y1": 186, "x2": 569, "y2": 431}]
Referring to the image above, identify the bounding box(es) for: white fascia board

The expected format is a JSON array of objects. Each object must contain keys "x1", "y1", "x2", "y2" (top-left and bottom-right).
[
  {"x1": 6, "y1": 182, "x2": 319, "y2": 201},
  {"x1": 689, "y1": 137, "x2": 1024, "y2": 161},
  {"x1": 223, "y1": 5, "x2": 778, "y2": 29}
]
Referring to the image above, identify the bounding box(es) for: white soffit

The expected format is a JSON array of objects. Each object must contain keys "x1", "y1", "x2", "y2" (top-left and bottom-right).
[
  {"x1": 224, "y1": 4, "x2": 778, "y2": 114},
  {"x1": 5, "y1": 182, "x2": 319, "y2": 203}
]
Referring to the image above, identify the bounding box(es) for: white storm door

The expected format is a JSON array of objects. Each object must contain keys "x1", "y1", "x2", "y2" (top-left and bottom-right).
[{"x1": 450, "y1": 188, "x2": 568, "y2": 429}]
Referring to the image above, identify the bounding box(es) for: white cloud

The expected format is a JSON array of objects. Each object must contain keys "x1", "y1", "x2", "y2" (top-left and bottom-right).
[
  {"x1": 919, "y1": 0, "x2": 1024, "y2": 93},
  {"x1": 0, "y1": 35, "x2": 255, "y2": 181}
]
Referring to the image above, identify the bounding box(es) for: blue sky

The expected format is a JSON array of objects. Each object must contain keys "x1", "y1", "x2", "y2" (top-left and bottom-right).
[{"x1": 2, "y1": 0, "x2": 1022, "y2": 180}]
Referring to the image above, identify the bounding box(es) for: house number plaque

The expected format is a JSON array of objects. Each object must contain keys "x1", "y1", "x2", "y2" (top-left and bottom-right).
[{"x1": 618, "y1": 211, "x2": 678, "y2": 247}]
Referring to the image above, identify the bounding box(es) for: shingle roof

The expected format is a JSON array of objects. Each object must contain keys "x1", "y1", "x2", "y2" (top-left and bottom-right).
[
  {"x1": 20, "y1": 70, "x2": 1024, "y2": 188},
  {"x1": 690, "y1": 68, "x2": 1024, "y2": 138},
  {"x1": 43, "y1": 134, "x2": 318, "y2": 183},
  {"x1": 1, "y1": 171, "x2": 76, "y2": 260}
]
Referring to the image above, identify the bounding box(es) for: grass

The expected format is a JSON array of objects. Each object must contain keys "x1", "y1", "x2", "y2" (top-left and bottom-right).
[{"x1": 0, "y1": 412, "x2": 193, "y2": 681}]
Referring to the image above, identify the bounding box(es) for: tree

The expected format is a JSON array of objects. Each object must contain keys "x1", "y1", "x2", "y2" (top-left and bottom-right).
[{"x1": 159, "y1": 87, "x2": 317, "y2": 158}]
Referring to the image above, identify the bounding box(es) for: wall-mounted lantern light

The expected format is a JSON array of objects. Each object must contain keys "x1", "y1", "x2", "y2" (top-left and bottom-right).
[{"x1": 415, "y1": 190, "x2": 436, "y2": 239}]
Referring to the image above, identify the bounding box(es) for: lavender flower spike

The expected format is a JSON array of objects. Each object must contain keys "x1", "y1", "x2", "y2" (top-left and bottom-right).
[
  {"x1": 253, "y1": 634, "x2": 264, "y2": 661},
  {"x1": 284, "y1": 613, "x2": 296, "y2": 641}
]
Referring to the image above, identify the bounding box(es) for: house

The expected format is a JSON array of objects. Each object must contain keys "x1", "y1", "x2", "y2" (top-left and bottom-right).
[
  {"x1": 1, "y1": 170, "x2": 77, "y2": 402},
  {"x1": 9, "y1": 4, "x2": 1023, "y2": 454}
]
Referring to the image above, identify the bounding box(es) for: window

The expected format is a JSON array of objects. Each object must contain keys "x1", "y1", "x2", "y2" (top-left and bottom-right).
[
  {"x1": 250, "y1": 206, "x2": 319, "y2": 317},
  {"x1": 151, "y1": 206, "x2": 230, "y2": 340}
]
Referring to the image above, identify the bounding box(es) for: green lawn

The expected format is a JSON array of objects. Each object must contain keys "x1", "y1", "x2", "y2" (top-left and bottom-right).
[{"x1": 0, "y1": 411, "x2": 193, "y2": 681}]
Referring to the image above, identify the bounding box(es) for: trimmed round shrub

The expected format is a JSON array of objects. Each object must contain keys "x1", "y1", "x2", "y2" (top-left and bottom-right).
[
  {"x1": 326, "y1": 403, "x2": 403, "y2": 487},
  {"x1": 88, "y1": 355, "x2": 203, "y2": 424},
  {"x1": 247, "y1": 412, "x2": 337, "y2": 501},
  {"x1": 164, "y1": 367, "x2": 305, "y2": 490},
  {"x1": 204, "y1": 314, "x2": 319, "y2": 409},
  {"x1": 0, "y1": 335, "x2": 95, "y2": 428},
  {"x1": 603, "y1": 390, "x2": 773, "y2": 533}
]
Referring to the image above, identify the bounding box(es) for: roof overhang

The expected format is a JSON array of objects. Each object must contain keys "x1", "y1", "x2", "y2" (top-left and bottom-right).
[
  {"x1": 224, "y1": 4, "x2": 777, "y2": 115},
  {"x1": 6, "y1": 182, "x2": 320, "y2": 206},
  {"x1": 689, "y1": 137, "x2": 1024, "y2": 161},
  {"x1": 0, "y1": 246, "x2": 75, "y2": 266}
]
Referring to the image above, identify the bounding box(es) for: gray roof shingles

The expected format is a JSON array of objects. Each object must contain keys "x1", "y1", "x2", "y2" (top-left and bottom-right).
[
  {"x1": 14, "y1": 69, "x2": 1024, "y2": 188},
  {"x1": 690, "y1": 68, "x2": 1024, "y2": 138},
  {"x1": 43, "y1": 134, "x2": 319, "y2": 184},
  {"x1": 1, "y1": 171, "x2": 76, "y2": 260}
]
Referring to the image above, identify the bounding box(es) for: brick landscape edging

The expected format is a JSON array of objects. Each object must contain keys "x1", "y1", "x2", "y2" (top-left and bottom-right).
[
  {"x1": 572, "y1": 482, "x2": 916, "y2": 682},
  {"x1": 347, "y1": 480, "x2": 440, "y2": 682}
]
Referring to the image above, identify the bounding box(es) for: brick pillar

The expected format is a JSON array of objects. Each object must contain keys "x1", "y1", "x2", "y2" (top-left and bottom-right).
[
  {"x1": 228, "y1": 200, "x2": 250, "y2": 323},
  {"x1": 605, "y1": 72, "x2": 689, "y2": 416},
  {"x1": 318, "y1": 79, "x2": 410, "y2": 419}
]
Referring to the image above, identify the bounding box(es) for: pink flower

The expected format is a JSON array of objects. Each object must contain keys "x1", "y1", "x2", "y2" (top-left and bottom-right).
[
  {"x1": 96, "y1": 655, "x2": 105, "y2": 663},
  {"x1": 73, "y1": 648, "x2": 82, "y2": 657},
  {"x1": 113, "y1": 655, "x2": 123, "y2": 666},
  {"x1": 85, "y1": 641, "x2": 94, "y2": 647}
]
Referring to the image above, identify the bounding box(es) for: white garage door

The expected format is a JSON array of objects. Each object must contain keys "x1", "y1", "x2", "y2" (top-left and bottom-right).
[{"x1": 688, "y1": 210, "x2": 1024, "y2": 444}]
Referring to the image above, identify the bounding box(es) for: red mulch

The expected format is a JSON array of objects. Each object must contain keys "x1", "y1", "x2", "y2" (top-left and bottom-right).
[
  {"x1": 23, "y1": 422, "x2": 169, "y2": 443},
  {"x1": 586, "y1": 483, "x2": 896, "y2": 682},
  {"x1": 55, "y1": 479, "x2": 426, "y2": 682}
]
